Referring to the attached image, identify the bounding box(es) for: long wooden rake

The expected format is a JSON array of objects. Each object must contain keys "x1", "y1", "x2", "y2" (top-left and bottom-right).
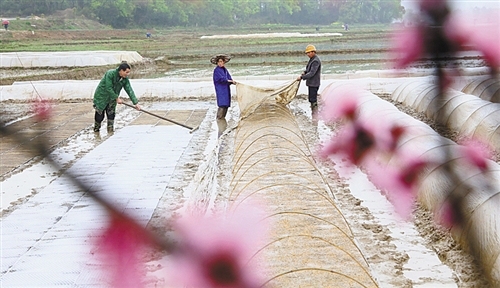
[{"x1": 122, "y1": 102, "x2": 199, "y2": 133}]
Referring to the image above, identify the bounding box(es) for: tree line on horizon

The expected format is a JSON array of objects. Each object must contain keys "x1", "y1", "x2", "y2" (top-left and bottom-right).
[{"x1": 0, "y1": 0, "x2": 404, "y2": 28}]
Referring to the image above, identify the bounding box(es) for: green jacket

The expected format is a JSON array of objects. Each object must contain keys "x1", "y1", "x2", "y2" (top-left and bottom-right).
[{"x1": 93, "y1": 68, "x2": 138, "y2": 111}]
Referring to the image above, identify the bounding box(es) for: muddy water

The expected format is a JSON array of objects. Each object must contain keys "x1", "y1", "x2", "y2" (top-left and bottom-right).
[
  {"x1": 0, "y1": 89, "x2": 489, "y2": 286},
  {"x1": 0, "y1": 45, "x2": 490, "y2": 286}
]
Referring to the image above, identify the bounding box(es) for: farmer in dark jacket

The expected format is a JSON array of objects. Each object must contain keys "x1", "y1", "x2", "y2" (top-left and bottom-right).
[
  {"x1": 93, "y1": 63, "x2": 140, "y2": 133},
  {"x1": 297, "y1": 45, "x2": 321, "y2": 110},
  {"x1": 212, "y1": 54, "x2": 236, "y2": 119}
]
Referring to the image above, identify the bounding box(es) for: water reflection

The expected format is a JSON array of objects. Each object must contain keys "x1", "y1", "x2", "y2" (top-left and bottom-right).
[
  {"x1": 217, "y1": 118, "x2": 227, "y2": 138},
  {"x1": 312, "y1": 105, "x2": 319, "y2": 126}
]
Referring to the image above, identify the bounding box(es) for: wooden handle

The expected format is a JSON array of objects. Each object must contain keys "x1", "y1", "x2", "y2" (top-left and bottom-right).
[{"x1": 122, "y1": 102, "x2": 194, "y2": 130}]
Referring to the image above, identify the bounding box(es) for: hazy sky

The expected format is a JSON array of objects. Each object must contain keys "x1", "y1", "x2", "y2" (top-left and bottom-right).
[{"x1": 402, "y1": 0, "x2": 500, "y2": 11}]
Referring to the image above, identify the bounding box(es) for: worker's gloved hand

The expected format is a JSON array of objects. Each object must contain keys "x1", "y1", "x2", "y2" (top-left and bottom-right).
[{"x1": 135, "y1": 104, "x2": 141, "y2": 111}]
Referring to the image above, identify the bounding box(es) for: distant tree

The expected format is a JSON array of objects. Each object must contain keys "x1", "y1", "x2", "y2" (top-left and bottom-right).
[
  {"x1": 0, "y1": 0, "x2": 403, "y2": 27},
  {"x1": 259, "y1": 0, "x2": 301, "y2": 23},
  {"x1": 293, "y1": 0, "x2": 344, "y2": 24},
  {"x1": 0, "y1": 0, "x2": 72, "y2": 15},
  {"x1": 377, "y1": 0, "x2": 404, "y2": 22},
  {"x1": 318, "y1": 0, "x2": 342, "y2": 24},
  {"x1": 168, "y1": 0, "x2": 191, "y2": 26},
  {"x1": 133, "y1": 0, "x2": 169, "y2": 27},
  {"x1": 189, "y1": 0, "x2": 235, "y2": 26},
  {"x1": 339, "y1": 0, "x2": 402, "y2": 24},
  {"x1": 232, "y1": 0, "x2": 260, "y2": 23},
  {"x1": 90, "y1": 0, "x2": 137, "y2": 27}
]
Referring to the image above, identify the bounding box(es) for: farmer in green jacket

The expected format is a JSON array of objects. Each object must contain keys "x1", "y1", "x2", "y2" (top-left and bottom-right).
[{"x1": 93, "y1": 63, "x2": 141, "y2": 133}]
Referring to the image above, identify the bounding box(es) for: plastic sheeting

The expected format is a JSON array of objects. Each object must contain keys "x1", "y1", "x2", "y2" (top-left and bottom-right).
[
  {"x1": 230, "y1": 82, "x2": 378, "y2": 287},
  {"x1": 391, "y1": 80, "x2": 500, "y2": 153},
  {"x1": 0, "y1": 79, "x2": 221, "y2": 101},
  {"x1": 0, "y1": 51, "x2": 143, "y2": 68},
  {"x1": 236, "y1": 80, "x2": 300, "y2": 118},
  {"x1": 461, "y1": 76, "x2": 500, "y2": 102},
  {"x1": 0, "y1": 67, "x2": 492, "y2": 102},
  {"x1": 322, "y1": 83, "x2": 500, "y2": 286}
]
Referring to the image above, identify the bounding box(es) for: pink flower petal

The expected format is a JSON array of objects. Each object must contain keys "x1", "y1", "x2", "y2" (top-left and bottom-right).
[
  {"x1": 447, "y1": 11, "x2": 500, "y2": 68},
  {"x1": 94, "y1": 215, "x2": 153, "y2": 288},
  {"x1": 168, "y1": 203, "x2": 267, "y2": 288},
  {"x1": 320, "y1": 123, "x2": 376, "y2": 165},
  {"x1": 32, "y1": 99, "x2": 52, "y2": 121},
  {"x1": 321, "y1": 86, "x2": 359, "y2": 122},
  {"x1": 390, "y1": 26, "x2": 424, "y2": 69},
  {"x1": 470, "y1": 22, "x2": 500, "y2": 68},
  {"x1": 444, "y1": 12, "x2": 472, "y2": 48},
  {"x1": 435, "y1": 201, "x2": 457, "y2": 229},
  {"x1": 458, "y1": 138, "x2": 492, "y2": 172},
  {"x1": 365, "y1": 155, "x2": 428, "y2": 219}
]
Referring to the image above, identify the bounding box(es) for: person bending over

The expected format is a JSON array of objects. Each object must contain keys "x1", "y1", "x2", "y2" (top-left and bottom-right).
[{"x1": 93, "y1": 63, "x2": 140, "y2": 133}]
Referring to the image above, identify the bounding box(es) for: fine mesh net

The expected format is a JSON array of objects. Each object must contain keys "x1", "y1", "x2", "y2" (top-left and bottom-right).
[
  {"x1": 231, "y1": 81, "x2": 378, "y2": 287},
  {"x1": 236, "y1": 80, "x2": 300, "y2": 118}
]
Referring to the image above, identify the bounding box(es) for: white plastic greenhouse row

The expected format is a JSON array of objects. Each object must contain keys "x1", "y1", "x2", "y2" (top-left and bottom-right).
[
  {"x1": 391, "y1": 79, "x2": 500, "y2": 153},
  {"x1": 0, "y1": 67, "x2": 492, "y2": 102},
  {"x1": 461, "y1": 76, "x2": 500, "y2": 102},
  {"x1": 322, "y1": 83, "x2": 500, "y2": 286},
  {"x1": 0, "y1": 51, "x2": 143, "y2": 68}
]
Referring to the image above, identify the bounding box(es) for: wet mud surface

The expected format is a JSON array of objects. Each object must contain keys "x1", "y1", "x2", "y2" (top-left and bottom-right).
[
  {"x1": 0, "y1": 28, "x2": 494, "y2": 286},
  {"x1": 0, "y1": 93, "x2": 491, "y2": 287}
]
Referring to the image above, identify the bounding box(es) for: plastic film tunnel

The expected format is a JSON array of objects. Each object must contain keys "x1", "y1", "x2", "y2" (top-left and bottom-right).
[
  {"x1": 229, "y1": 82, "x2": 379, "y2": 287},
  {"x1": 322, "y1": 83, "x2": 500, "y2": 286},
  {"x1": 461, "y1": 76, "x2": 500, "y2": 103},
  {"x1": 391, "y1": 80, "x2": 500, "y2": 153}
]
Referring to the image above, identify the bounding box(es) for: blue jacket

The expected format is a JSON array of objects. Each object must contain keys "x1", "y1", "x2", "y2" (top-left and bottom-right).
[{"x1": 213, "y1": 66, "x2": 233, "y2": 107}]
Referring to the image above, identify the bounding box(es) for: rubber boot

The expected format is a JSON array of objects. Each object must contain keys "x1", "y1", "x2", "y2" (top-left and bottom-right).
[
  {"x1": 107, "y1": 120, "x2": 114, "y2": 133},
  {"x1": 93, "y1": 121, "x2": 101, "y2": 132},
  {"x1": 310, "y1": 102, "x2": 318, "y2": 111},
  {"x1": 216, "y1": 107, "x2": 228, "y2": 120}
]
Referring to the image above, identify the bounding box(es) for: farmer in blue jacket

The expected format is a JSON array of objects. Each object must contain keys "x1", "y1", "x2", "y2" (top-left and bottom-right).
[
  {"x1": 93, "y1": 63, "x2": 140, "y2": 133},
  {"x1": 212, "y1": 54, "x2": 236, "y2": 119}
]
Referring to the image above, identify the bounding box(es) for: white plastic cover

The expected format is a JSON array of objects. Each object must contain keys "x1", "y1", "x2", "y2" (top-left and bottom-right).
[
  {"x1": 391, "y1": 81, "x2": 500, "y2": 153},
  {"x1": 0, "y1": 51, "x2": 143, "y2": 68},
  {"x1": 462, "y1": 76, "x2": 500, "y2": 102},
  {"x1": 322, "y1": 83, "x2": 500, "y2": 286}
]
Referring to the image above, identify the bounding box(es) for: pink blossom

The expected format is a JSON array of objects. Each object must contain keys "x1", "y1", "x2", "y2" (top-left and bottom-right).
[
  {"x1": 469, "y1": 21, "x2": 500, "y2": 68},
  {"x1": 321, "y1": 87, "x2": 359, "y2": 122},
  {"x1": 435, "y1": 201, "x2": 458, "y2": 229},
  {"x1": 366, "y1": 156, "x2": 428, "y2": 218},
  {"x1": 32, "y1": 99, "x2": 52, "y2": 120},
  {"x1": 390, "y1": 125, "x2": 405, "y2": 143},
  {"x1": 320, "y1": 122, "x2": 376, "y2": 165},
  {"x1": 398, "y1": 157, "x2": 428, "y2": 187},
  {"x1": 168, "y1": 204, "x2": 267, "y2": 288},
  {"x1": 94, "y1": 214, "x2": 153, "y2": 288},
  {"x1": 446, "y1": 12, "x2": 500, "y2": 69},
  {"x1": 458, "y1": 138, "x2": 492, "y2": 172},
  {"x1": 376, "y1": 124, "x2": 406, "y2": 153},
  {"x1": 390, "y1": 26, "x2": 424, "y2": 69},
  {"x1": 443, "y1": 13, "x2": 471, "y2": 48}
]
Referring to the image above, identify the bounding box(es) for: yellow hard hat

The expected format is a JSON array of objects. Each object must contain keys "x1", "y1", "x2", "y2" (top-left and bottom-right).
[{"x1": 305, "y1": 45, "x2": 316, "y2": 53}]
